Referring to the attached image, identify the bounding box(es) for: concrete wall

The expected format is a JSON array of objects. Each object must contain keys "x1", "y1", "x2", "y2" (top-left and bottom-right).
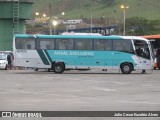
[{"x1": 0, "y1": 1, "x2": 33, "y2": 51}]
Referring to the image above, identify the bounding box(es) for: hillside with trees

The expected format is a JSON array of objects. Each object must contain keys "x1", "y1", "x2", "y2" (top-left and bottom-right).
[
  {"x1": 29, "y1": 0, "x2": 160, "y2": 35},
  {"x1": 32, "y1": 0, "x2": 160, "y2": 20}
]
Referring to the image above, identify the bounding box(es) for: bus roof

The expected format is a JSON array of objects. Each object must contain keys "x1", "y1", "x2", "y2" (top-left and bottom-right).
[
  {"x1": 141, "y1": 34, "x2": 160, "y2": 39},
  {"x1": 14, "y1": 34, "x2": 148, "y2": 41}
]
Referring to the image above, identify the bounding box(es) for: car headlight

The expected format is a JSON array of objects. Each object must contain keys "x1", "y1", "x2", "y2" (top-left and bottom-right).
[{"x1": 2, "y1": 62, "x2": 6, "y2": 64}]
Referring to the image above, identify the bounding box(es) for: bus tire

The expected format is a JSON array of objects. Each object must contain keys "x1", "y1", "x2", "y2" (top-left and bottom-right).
[
  {"x1": 121, "y1": 63, "x2": 132, "y2": 74},
  {"x1": 53, "y1": 63, "x2": 65, "y2": 73}
]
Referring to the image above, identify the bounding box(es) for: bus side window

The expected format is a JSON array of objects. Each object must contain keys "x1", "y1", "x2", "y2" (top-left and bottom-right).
[
  {"x1": 16, "y1": 39, "x2": 24, "y2": 49},
  {"x1": 113, "y1": 40, "x2": 123, "y2": 51},
  {"x1": 27, "y1": 40, "x2": 35, "y2": 49},
  {"x1": 46, "y1": 45, "x2": 50, "y2": 49},
  {"x1": 76, "y1": 41, "x2": 83, "y2": 50},
  {"x1": 27, "y1": 44, "x2": 31, "y2": 49},
  {"x1": 37, "y1": 38, "x2": 54, "y2": 50},
  {"x1": 94, "y1": 40, "x2": 111, "y2": 51},
  {"x1": 75, "y1": 39, "x2": 92, "y2": 50},
  {"x1": 57, "y1": 39, "x2": 73, "y2": 50},
  {"x1": 64, "y1": 39, "x2": 73, "y2": 50},
  {"x1": 94, "y1": 40, "x2": 106, "y2": 50},
  {"x1": 113, "y1": 40, "x2": 134, "y2": 53},
  {"x1": 106, "y1": 40, "x2": 112, "y2": 50},
  {"x1": 15, "y1": 38, "x2": 35, "y2": 49},
  {"x1": 123, "y1": 40, "x2": 134, "y2": 53},
  {"x1": 58, "y1": 42, "x2": 65, "y2": 50}
]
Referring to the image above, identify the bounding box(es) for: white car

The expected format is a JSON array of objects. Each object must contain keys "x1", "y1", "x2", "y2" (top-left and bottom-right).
[{"x1": 0, "y1": 54, "x2": 8, "y2": 70}]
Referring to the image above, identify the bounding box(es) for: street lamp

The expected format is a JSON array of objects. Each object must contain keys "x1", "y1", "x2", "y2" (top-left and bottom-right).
[
  {"x1": 49, "y1": 12, "x2": 65, "y2": 35},
  {"x1": 120, "y1": 5, "x2": 129, "y2": 36},
  {"x1": 35, "y1": 12, "x2": 47, "y2": 23},
  {"x1": 35, "y1": 12, "x2": 39, "y2": 16},
  {"x1": 43, "y1": 14, "x2": 46, "y2": 18},
  {"x1": 62, "y1": 12, "x2": 65, "y2": 16}
]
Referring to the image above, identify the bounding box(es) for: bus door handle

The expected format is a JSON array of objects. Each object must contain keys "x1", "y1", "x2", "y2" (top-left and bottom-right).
[
  {"x1": 96, "y1": 62, "x2": 99, "y2": 64},
  {"x1": 26, "y1": 61, "x2": 29, "y2": 62}
]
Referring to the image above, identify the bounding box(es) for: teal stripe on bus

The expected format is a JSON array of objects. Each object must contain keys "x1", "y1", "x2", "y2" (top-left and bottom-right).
[
  {"x1": 37, "y1": 50, "x2": 50, "y2": 65},
  {"x1": 44, "y1": 50, "x2": 52, "y2": 63}
]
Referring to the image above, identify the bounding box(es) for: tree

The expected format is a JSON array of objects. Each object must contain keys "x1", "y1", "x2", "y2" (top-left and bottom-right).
[
  {"x1": 101, "y1": 0, "x2": 115, "y2": 6},
  {"x1": 125, "y1": 17, "x2": 160, "y2": 35}
]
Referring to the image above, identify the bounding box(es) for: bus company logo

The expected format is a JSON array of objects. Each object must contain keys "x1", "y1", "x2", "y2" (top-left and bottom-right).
[{"x1": 2, "y1": 112, "x2": 11, "y2": 117}]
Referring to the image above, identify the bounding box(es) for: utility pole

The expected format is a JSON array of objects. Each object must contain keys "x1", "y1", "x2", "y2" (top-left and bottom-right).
[
  {"x1": 120, "y1": 5, "x2": 129, "y2": 36},
  {"x1": 90, "y1": 0, "x2": 93, "y2": 33},
  {"x1": 49, "y1": 4, "x2": 52, "y2": 35}
]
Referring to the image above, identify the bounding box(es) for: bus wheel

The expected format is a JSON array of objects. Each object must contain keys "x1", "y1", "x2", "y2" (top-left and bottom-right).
[
  {"x1": 121, "y1": 63, "x2": 132, "y2": 74},
  {"x1": 53, "y1": 63, "x2": 65, "y2": 73}
]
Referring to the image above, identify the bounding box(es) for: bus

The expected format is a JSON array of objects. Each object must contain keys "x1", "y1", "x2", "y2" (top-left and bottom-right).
[
  {"x1": 13, "y1": 34, "x2": 154, "y2": 74},
  {"x1": 142, "y1": 34, "x2": 160, "y2": 69}
]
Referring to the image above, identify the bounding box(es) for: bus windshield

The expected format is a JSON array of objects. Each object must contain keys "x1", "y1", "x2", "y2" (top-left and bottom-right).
[{"x1": 134, "y1": 40, "x2": 150, "y2": 60}]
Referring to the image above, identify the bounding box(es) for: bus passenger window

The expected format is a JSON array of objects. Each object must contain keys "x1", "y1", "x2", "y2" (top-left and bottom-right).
[
  {"x1": 113, "y1": 41, "x2": 123, "y2": 51},
  {"x1": 15, "y1": 38, "x2": 35, "y2": 49},
  {"x1": 56, "y1": 39, "x2": 73, "y2": 50},
  {"x1": 94, "y1": 40, "x2": 111, "y2": 51},
  {"x1": 106, "y1": 40, "x2": 112, "y2": 50},
  {"x1": 27, "y1": 44, "x2": 31, "y2": 49},
  {"x1": 37, "y1": 38, "x2": 55, "y2": 50},
  {"x1": 113, "y1": 40, "x2": 134, "y2": 53},
  {"x1": 94, "y1": 40, "x2": 106, "y2": 50},
  {"x1": 46, "y1": 45, "x2": 50, "y2": 49},
  {"x1": 75, "y1": 39, "x2": 92, "y2": 50}
]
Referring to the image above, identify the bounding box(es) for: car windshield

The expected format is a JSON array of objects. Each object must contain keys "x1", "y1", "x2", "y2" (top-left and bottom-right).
[{"x1": 0, "y1": 54, "x2": 6, "y2": 60}]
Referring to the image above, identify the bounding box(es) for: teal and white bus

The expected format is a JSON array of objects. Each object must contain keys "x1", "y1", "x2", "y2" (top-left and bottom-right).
[{"x1": 13, "y1": 34, "x2": 154, "y2": 74}]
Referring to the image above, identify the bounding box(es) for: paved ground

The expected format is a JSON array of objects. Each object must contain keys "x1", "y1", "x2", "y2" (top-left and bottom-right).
[{"x1": 0, "y1": 69, "x2": 160, "y2": 120}]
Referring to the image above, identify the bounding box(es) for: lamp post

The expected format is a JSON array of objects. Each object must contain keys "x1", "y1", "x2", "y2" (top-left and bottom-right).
[
  {"x1": 49, "y1": 18, "x2": 52, "y2": 35},
  {"x1": 120, "y1": 5, "x2": 129, "y2": 36},
  {"x1": 90, "y1": 1, "x2": 93, "y2": 33},
  {"x1": 52, "y1": 20, "x2": 58, "y2": 35}
]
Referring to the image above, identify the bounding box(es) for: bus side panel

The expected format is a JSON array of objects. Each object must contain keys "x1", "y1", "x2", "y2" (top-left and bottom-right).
[
  {"x1": 111, "y1": 51, "x2": 136, "y2": 69},
  {"x1": 135, "y1": 57, "x2": 153, "y2": 70},
  {"x1": 47, "y1": 50, "x2": 113, "y2": 69},
  {"x1": 14, "y1": 50, "x2": 45, "y2": 68}
]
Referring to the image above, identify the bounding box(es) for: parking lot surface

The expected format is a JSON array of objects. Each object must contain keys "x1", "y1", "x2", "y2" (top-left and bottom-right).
[{"x1": 0, "y1": 69, "x2": 160, "y2": 120}]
